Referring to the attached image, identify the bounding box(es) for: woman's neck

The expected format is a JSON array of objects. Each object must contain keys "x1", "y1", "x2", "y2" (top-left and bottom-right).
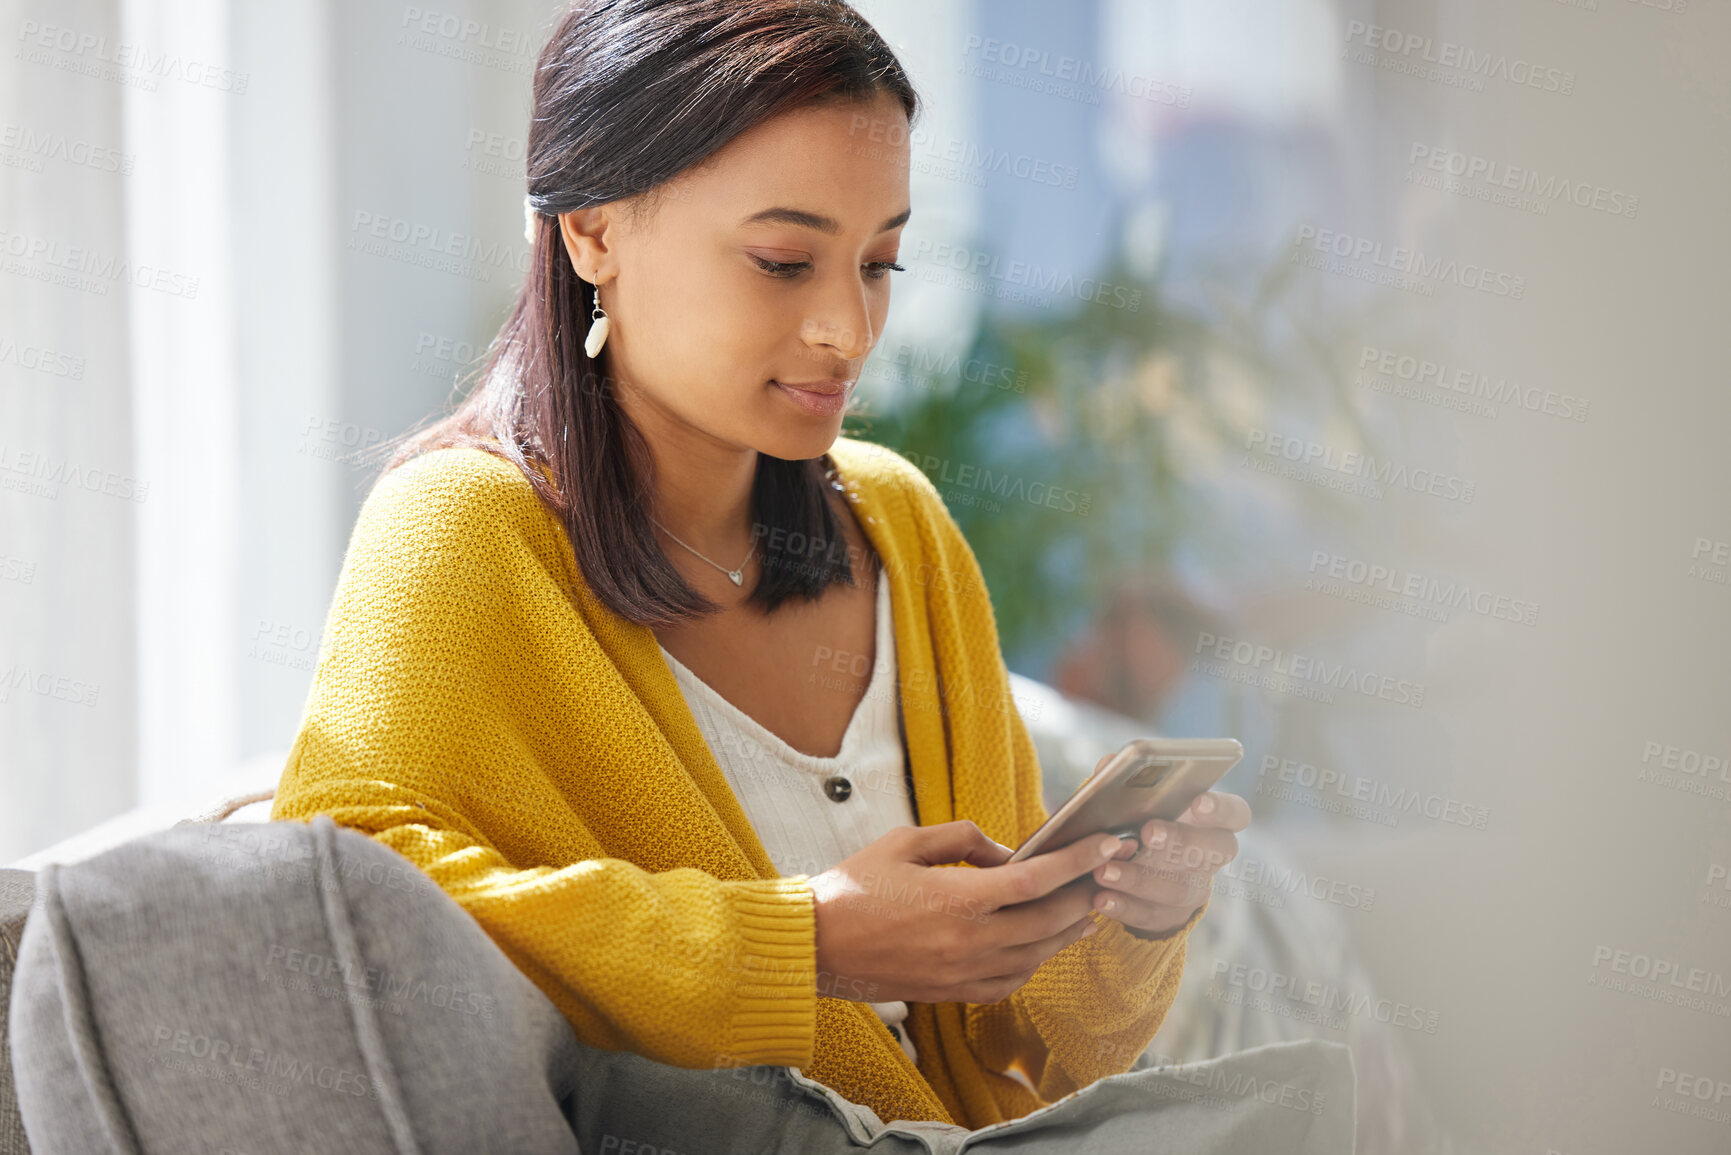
[{"x1": 628, "y1": 396, "x2": 759, "y2": 560}]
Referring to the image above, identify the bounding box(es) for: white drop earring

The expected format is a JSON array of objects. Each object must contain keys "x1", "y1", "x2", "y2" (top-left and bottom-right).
[{"x1": 584, "y1": 292, "x2": 611, "y2": 358}]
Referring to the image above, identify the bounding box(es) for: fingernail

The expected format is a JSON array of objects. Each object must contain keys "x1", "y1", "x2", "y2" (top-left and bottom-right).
[
  {"x1": 1102, "y1": 864, "x2": 1122, "y2": 883},
  {"x1": 1147, "y1": 827, "x2": 1167, "y2": 848},
  {"x1": 1101, "y1": 896, "x2": 1118, "y2": 913},
  {"x1": 1099, "y1": 836, "x2": 1121, "y2": 858},
  {"x1": 1197, "y1": 795, "x2": 1215, "y2": 814},
  {"x1": 1082, "y1": 922, "x2": 1100, "y2": 937}
]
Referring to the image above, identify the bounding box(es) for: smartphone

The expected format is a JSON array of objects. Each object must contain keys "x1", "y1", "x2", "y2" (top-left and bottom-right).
[{"x1": 1006, "y1": 737, "x2": 1244, "y2": 863}]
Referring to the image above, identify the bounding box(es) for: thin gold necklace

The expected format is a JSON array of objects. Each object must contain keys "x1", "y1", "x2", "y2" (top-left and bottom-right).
[{"x1": 648, "y1": 516, "x2": 756, "y2": 587}]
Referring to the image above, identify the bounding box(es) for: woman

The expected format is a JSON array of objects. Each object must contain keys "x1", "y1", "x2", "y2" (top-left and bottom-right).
[{"x1": 271, "y1": 0, "x2": 1288, "y2": 1147}]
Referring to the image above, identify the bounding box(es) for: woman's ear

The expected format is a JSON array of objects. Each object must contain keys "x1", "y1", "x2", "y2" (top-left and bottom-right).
[{"x1": 557, "y1": 206, "x2": 615, "y2": 285}]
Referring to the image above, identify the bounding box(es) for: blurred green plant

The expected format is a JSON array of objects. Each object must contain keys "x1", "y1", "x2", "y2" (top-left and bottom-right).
[{"x1": 843, "y1": 244, "x2": 1391, "y2": 674}]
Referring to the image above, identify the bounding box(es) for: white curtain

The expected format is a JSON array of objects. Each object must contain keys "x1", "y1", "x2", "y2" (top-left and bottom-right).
[
  {"x1": 0, "y1": 0, "x2": 986, "y2": 864},
  {"x1": 0, "y1": 0, "x2": 341, "y2": 861}
]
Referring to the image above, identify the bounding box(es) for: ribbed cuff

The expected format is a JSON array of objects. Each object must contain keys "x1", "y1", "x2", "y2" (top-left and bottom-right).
[
  {"x1": 719, "y1": 877, "x2": 818, "y2": 1067},
  {"x1": 1123, "y1": 895, "x2": 1210, "y2": 943},
  {"x1": 1092, "y1": 895, "x2": 1209, "y2": 978}
]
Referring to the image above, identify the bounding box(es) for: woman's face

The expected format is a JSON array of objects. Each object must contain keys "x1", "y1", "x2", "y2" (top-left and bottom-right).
[{"x1": 558, "y1": 90, "x2": 912, "y2": 463}]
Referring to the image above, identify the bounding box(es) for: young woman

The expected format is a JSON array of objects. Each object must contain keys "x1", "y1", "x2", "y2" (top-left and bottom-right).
[{"x1": 271, "y1": 0, "x2": 1271, "y2": 1146}]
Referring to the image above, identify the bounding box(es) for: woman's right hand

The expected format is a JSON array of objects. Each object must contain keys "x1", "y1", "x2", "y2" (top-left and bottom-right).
[{"x1": 807, "y1": 820, "x2": 1137, "y2": 1005}]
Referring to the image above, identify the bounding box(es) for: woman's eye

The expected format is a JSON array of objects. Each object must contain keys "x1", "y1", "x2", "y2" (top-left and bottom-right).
[
  {"x1": 750, "y1": 256, "x2": 905, "y2": 280},
  {"x1": 753, "y1": 256, "x2": 810, "y2": 278}
]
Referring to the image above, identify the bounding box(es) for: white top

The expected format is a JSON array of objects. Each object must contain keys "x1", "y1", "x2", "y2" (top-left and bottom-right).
[{"x1": 658, "y1": 570, "x2": 921, "y2": 1066}]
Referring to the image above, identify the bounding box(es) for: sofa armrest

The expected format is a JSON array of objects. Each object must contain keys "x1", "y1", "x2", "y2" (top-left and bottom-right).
[
  {"x1": 0, "y1": 753, "x2": 285, "y2": 1155},
  {"x1": 2, "y1": 868, "x2": 39, "y2": 1155}
]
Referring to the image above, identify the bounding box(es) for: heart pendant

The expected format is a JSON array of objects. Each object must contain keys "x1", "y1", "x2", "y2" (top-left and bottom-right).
[{"x1": 727, "y1": 569, "x2": 744, "y2": 586}]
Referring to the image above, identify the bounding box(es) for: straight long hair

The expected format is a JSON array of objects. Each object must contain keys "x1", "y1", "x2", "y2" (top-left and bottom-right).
[{"x1": 379, "y1": 0, "x2": 919, "y2": 627}]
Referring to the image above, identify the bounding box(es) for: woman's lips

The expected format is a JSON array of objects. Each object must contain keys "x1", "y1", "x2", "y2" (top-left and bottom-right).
[{"x1": 772, "y1": 379, "x2": 851, "y2": 417}]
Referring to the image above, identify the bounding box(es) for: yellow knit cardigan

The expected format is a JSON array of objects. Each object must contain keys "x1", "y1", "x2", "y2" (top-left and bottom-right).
[{"x1": 271, "y1": 435, "x2": 1205, "y2": 1128}]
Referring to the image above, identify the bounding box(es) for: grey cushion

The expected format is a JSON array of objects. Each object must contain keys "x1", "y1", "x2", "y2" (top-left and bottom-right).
[
  {"x1": 9, "y1": 818, "x2": 584, "y2": 1154},
  {"x1": 2, "y1": 868, "x2": 38, "y2": 1155},
  {"x1": 0, "y1": 788, "x2": 279, "y2": 1155}
]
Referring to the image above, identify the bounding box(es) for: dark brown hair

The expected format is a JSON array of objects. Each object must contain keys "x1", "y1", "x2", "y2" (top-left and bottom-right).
[{"x1": 380, "y1": 0, "x2": 920, "y2": 627}]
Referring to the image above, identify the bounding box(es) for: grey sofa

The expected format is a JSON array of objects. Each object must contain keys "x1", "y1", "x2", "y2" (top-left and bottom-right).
[
  {"x1": 2, "y1": 786, "x2": 275, "y2": 1155},
  {"x1": 2, "y1": 869, "x2": 35, "y2": 1154},
  {"x1": 1, "y1": 676, "x2": 1452, "y2": 1154}
]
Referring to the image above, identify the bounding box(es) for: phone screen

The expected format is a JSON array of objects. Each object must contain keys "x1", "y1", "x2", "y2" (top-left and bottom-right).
[{"x1": 1008, "y1": 738, "x2": 1242, "y2": 862}]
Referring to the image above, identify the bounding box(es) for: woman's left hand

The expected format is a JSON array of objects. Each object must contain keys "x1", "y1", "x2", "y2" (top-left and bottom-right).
[{"x1": 1088, "y1": 790, "x2": 1252, "y2": 939}]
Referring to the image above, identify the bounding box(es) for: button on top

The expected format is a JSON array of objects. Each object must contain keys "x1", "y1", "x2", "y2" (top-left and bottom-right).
[{"x1": 822, "y1": 775, "x2": 852, "y2": 802}]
